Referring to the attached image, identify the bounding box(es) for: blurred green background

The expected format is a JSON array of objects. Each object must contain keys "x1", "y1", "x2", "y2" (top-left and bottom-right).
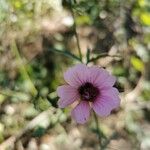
[{"x1": 0, "y1": 0, "x2": 150, "y2": 150}]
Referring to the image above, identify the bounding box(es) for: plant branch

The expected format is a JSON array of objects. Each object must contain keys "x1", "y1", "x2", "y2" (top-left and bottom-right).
[
  {"x1": 11, "y1": 40, "x2": 37, "y2": 97},
  {"x1": 93, "y1": 111, "x2": 106, "y2": 150},
  {"x1": 48, "y1": 48, "x2": 82, "y2": 62},
  {"x1": 70, "y1": 1, "x2": 83, "y2": 62},
  {"x1": 88, "y1": 53, "x2": 121, "y2": 63}
]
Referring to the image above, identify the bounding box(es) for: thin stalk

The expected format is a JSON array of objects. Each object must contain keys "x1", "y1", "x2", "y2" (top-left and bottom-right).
[
  {"x1": 88, "y1": 53, "x2": 121, "y2": 63},
  {"x1": 70, "y1": 1, "x2": 83, "y2": 62},
  {"x1": 93, "y1": 111, "x2": 105, "y2": 150},
  {"x1": 11, "y1": 40, "x2": 37, "y2": 97},
  {"x1": 48, "y1": 48, "x2": 82, "y2": 63}
]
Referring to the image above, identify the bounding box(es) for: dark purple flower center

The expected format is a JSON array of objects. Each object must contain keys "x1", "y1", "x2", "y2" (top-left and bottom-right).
[{"x1": 78, "y1": 82, "x2": 100, "y2": 102}]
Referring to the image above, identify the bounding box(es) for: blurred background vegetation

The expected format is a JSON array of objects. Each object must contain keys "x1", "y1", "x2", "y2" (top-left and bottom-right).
[{"x1": 0, "y1": 0, "x2": 150, "y2": 149}]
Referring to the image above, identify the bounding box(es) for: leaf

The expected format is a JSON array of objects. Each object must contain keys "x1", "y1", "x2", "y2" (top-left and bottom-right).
[
  {"x1": 88, "y1": 53, "x2": 121, "y2": 63},
  {"x1": 48, "y1": 48, "x2": 82, "y2": 62},
  {"x1": 86, "y1": 48, "x2": 90, "y2": 64},
  {"x1": 131, "y1": 56, "x2": 144, "y2": 72},
  {"x1": 33, "y1": 126, "x2": 46, "y2": 137},
  {"x1": 76, "y1": 14, "x2": 92, "y2": 25},
  {"x1": 140, "y1": 12, "x2": 150, "y2": 26},
  {"x1": 138, "y1": 0, "x2": 146, "y2": 7},
  {"x1": 11, "y1": 41, "x2": 37, "y2": 96},
  {"x1": 34, "y1": 97, "x2": 50, "y2": 111},
  {"x1": 88, "y1": 53, "x2": 109, "y2": 62}
]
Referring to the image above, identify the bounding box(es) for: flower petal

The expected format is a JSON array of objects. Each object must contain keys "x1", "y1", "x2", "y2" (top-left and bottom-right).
[
  {"x1": 88, "y1": 66, "x2": 116, "y2": 88},
  {"x1": 87, "y1": 66, "x2": 102, "y2": 84},
  {"x1": 92, "y1": 98, "x2": 112, "y2": 117},
  {"x1": 64, "y1": 64, "x2": 88, "y2": 87},
  {"x1": 57, "y1": 85, "x2": 79, "y2": 108},
  {"x1": 99, "y1": 75, "x2": 116, "y2": 88},
  {"x1": 92, "y1": 88, "x2": 120, "y2": 117},
  {"x1": 100, "y1": 87, "x2": 120, "y2": 108},
  {"x1": 101, "y1": 87, "x2": 120, "y2": 100},
  {"x1": 71, "y1": 101, "x2": 90, "y2": 124}
]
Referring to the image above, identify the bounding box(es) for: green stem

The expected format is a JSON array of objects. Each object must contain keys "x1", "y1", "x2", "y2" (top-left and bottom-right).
[
  {"x1": 88, "y1": 53, "x2": 121, "y2": 63},
  {"x1": 93, "y1": 112, "x2": 105, "y2": 150},
  {"x1": 70, "y1": 1, "x2": 83, "y2": 62},
  {"x1": 11, "y1": 40, "x2": 37, "y2": 97},
  {"x1": 48, "y1": 48, "x2": 82, "y2": 63}
]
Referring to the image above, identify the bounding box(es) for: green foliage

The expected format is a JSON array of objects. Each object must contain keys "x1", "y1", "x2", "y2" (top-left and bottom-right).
[
  {"x1": 33, "y1": 126, "x2": 46, "y2": 137},
  {"x1": 140, "y1": 12, "x2": 150, "y2": 25},
  {"x1": 131, "y1": 56, "x2": 144, "y2": 72},
  {"x1": 133, "y1": 0, "x2": 150, "y2": 26},
  {"x1": 113, "y1": 65, "x2": 128, "y2": 76}
]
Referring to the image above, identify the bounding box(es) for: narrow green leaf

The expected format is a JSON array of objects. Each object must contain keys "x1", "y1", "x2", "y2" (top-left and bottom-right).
[
  {"x1": 86, "y1": 48, "x2": 90, "y2": 64},
  {"x1": 131, "y1": 56, "x2": 144, "y2": 72},
  {"x1": 48, "y1": 48, "x2": 82, "y2": 62},
  {"x1": 88, "y1": 53, "x2": 121, "y2": 63}
]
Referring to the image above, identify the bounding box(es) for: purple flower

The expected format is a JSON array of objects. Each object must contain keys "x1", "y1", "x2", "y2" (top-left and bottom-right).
[{"x1": 57, "y1": 64, "x2": 120, "y2": 124}]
